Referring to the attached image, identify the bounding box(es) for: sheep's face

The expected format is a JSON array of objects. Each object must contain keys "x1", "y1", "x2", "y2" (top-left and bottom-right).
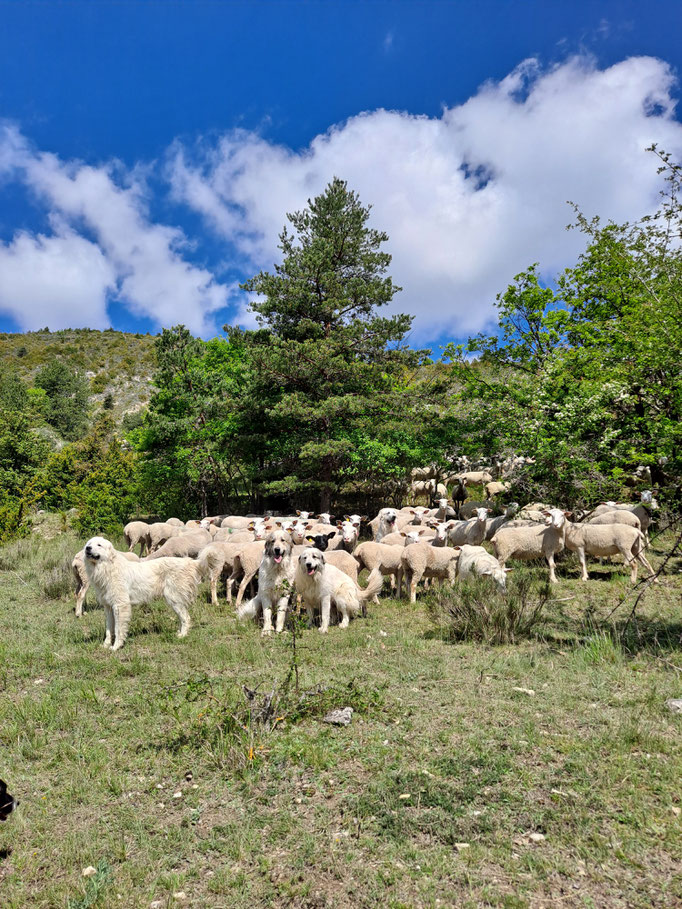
[
  {"x1": 345, "y1": 513, "x2": 365, "y2": 526},
  {"x1": 437, "y1": 498, "x2": 448, "y2": 509},
  {"x1": 339, "y1": 521, "x2": 359, "y2": 544},
  {"x1": 318, "y1": 513, "x2": 332, "y2": 525},
  {"x1": 432, "y1": 522, "x2": 449, "y2": 543},
  {"x1": 401, "y1": 530, "x2": 423, "y2": 546},
  {"x1": 506, "y1": 502, "x2": 520, "y2": 517},
  {"x1": 265, "y1": 530, "x2": 292, "y2": 564},
  {"x1": 305, "y1": 532, "x2": 336, "y2": 552},
  {"x1": 475, "y1": 508, "x2": 489, "y2": 522},
  {"x1": 544, "y1": 509, "x2": 566, "y2": 529},
  {"x1": 251, "y1": 522, "x2": 272, "y2": 541},
  {"x1": 296, "y1": 510, "x2": 314, "y2": 521},
  {"x1": 84, "y1": 537, "x2": 114, "y2": 563},
  {"x1": 290, "y1": 521, "x2": 312, "y2": 543},
  {"x1": 299, "y1": 548, "x2": 325, "y2": 576}
]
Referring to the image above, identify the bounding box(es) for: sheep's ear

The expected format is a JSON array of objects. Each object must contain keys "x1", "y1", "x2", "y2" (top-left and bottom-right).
[
  {"x1": 326, "y1": 532, "x2": 336, "y2": 540},
  {"x1": 305, "y1": 522, "x2": 313, "y2": 529},
  {"x1": 453, "y1": 546, "x2": 461, "y2": 552},
  {"x1": 247, "y1": 522, "x2": 255, "y2": 529},
  {"x1": 305, "y1": 536, "x2": 315, "y2": 543},
  {"x1": 409, "y1": 509, "x2": 417, "y2": 514},
  {"x1": 400, "y1": 531, "x2": 407, "y2": 537},
  {"x1": 352, "y1": 522, "x2": 360, "y2": 529},
  {"x1": 296, "y1": 510, "x2": 302, "y2": 516},
  {"x1": 417, "y1": 529, "x2": 426, "y2": 535},
  {"x1": 275, "y1": 520, "x2": 282, "y2": 527},
  {"x1": 336, "y1": 521, "x2": 343, "y2": 528},
  {"x1": 344, "y1": 514, "x2": 351, "y2": 520}
]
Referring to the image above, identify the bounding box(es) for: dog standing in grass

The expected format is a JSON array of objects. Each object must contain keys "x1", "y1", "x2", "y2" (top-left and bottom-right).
[
  {"x1": 237, "y1": 529, "x2": 296, "y2": 636},
  {"x1": 295, "y1": 548, "x2": 383, "y2": 633},
  {"x1": 83, "y1": 536, "x2": 202, "y2": 651}
]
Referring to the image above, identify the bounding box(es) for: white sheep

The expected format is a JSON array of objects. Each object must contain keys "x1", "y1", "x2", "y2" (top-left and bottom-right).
[
  {"x1": 491, "y1": 508, "x2": 568, "y2": 583},
  {"x1": 445, "y1": 508, "x2": 489, "y2": 547},
  {"x1": 400, "y1": 543, "x2": 460, "y2": 603},
  {"x1": 485, "y1": 480, "x2": 509, "y2": 500},
  {"x1": 165, "y1": 517, "x2": 185, "y2": 527},
  {"x1": 564, "y1": 522, "x2": 656, "y2": 583},
  {"x1": 147, "y1": 522, "x2": 183, "y2": 553},
  {"x1": 455, "y1": 544, "x2": 510, "y2": 590},
  {"x1": 353, "y1": 541, "x2": 404, "y2": 602},
  {"x1": 484, "y1": 503, "x2": 521, "y2": 540},
  {"x1": 587, "y1": 511, "x2": 641, "y2": 530},
  {"x1": 145, "y1": 530, "x2": 212, "y2": 560},
  {"x1": 124, "y1": 521, "x2": 150, "y2": 556},
  {"x1": 198, "y1": 540, "x2": 251, "y2": 606}
]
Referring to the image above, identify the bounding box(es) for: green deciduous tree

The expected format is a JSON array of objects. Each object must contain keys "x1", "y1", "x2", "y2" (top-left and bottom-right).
[{"x1": 34, "y1": 360, "x2": 90, "y2": 440}]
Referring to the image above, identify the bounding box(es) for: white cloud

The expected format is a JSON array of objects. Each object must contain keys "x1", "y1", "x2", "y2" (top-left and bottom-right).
[
  {"x1": 168, "y1": 55, "x2": 682, "y2": 340},
  {"x1": 0, "y1": 223, "x2": 116, "y2": 330},
  {"x1": 0, "y1": 125, "x2": 234, "y2": 335}
]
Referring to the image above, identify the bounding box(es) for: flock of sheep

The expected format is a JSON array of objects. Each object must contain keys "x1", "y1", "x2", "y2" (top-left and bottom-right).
[{"x1": 69, "y1": 459, "x2": 660, "y2": 649}]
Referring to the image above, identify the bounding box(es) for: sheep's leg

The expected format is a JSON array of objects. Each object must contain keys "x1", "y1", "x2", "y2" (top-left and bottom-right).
[
  {"x1": 102, "y1": 603, "x2": 114, "y2": 648},
  {"x1": 546, "y1": 553, "x2": 559, "y2": 584},
  {"x1": 209, "y1": 568, "x2": 220, "y2": 607},
  {"x1": 126, "y1": 535, "x2": 133, "y2": 551},
  {"x1": 319, "y1": 596, "x2": 332, "y2": 634},
  {"x1": 635, "y1": 548, "x2": 657, "y2": 582},
  {"x1": 577, "y1": 548, "x2": 589, "y2": 582},
  {"x1": 396, "y1": 566, "x2": 403, "y2": 599},
  {"x1": 621, "y1": 546, "x2": 638, "y2": 583},
  {"x1": 235, "y1": 570, "x2": 256, "y2": 610},
  {"x1": 111, "y1": 598, "x2": 132, "y2": 651},
  {"x1": 409, "y1": 569, "x2": 422, "y2": 603}
]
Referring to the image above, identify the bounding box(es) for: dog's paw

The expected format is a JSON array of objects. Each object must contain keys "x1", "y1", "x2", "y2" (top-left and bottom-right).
[{"x1": 261, "y1": 627, "x2": 273, "y2": 637}]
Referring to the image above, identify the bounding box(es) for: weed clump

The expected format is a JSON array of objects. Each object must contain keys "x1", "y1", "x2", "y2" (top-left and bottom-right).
[{"x1": 426, "y1": 569, "x2": 551, "y2": 644}]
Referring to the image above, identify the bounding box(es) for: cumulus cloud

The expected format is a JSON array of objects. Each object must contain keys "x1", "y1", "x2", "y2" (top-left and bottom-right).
[
  {"x1": 0, "y1": 223, "x2": 115, "y2": 330},
  {"x1": 168, "y1": 55, "x2": 682, "y2": 340},
  {"x1": 0, "y1": 125, "x2": 234, "y2": 334}
]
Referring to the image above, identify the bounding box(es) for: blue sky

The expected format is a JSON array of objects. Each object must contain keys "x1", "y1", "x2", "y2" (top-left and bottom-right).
[{"x1": 1, "y1": 1, "x2": 682, "y2": 351}]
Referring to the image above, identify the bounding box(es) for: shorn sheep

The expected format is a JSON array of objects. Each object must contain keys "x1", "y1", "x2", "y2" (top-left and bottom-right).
[
  {"x1": 492, "y1": 508, "x2": 568, "y2": 583},
  {"x1": 455, "y1": 544, "x2": 510, "y2": 590},
  {"x1": 400, "y1": 543, "x2": 460, "y2": 603},
  {"x1": 144, "y1": 529, "x2": 211, "y2": 560},
  {"x1": 124, "y1": 521, "x2": 150, "y2": 555},
  {"x1": 564, "y1": 522, "x2": 656, "y2": 583},
  {"x1": 446, "y1": 509, "x2": 489, "y2": 547}
]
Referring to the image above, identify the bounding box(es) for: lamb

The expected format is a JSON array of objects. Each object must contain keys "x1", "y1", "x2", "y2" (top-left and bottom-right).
[
  {"x1": 400, "y1": 543, "x2": 460, "y2": 603},
  {"x1": 144, "y1": 530, "x2": 212, "y2": 560},
  {"x1": 445, "y1": 508, "x2": 489, "y2": 547},
  {"x1": 455, "y1": 544, "x2": 510, "y2": 591},
  {"x1": 491, "y1": 508, "x2": 568, "y2": 583},
  {"x1": 147, "y1": 521, "x2": 183, "y2": 553},
  {"x1": 435, "y1": 482, "x2": 448, "y2": 498},
  {"x1": 124, "y1": 521, "x2": 150, "y2": 555},
  {"x1": 72, "y1": 547, "x2": 140, "y2": 617},
  {"x1": 485, "y1": 503, "x2": 521, "y2": 540},
  {"x1": 564, "y1": 522, "x2": 656, "y2": 583}
]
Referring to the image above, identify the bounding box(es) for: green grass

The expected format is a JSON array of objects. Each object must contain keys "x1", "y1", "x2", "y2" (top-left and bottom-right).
[{"x1": 0, "y1": 531, "x2": 681, "y2": 907}]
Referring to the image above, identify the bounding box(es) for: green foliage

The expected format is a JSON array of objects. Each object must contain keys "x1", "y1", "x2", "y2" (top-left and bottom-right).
[
  {"x1": 34, "y1": 359, "x2": 90, "y2": 440},
  {"x1": 0, "y1": 402, "x2": 50, "y2": 542},
  {"x1": 234, "y1": 177, "x2": 431, "y2": 511},
  {"x1": 445, "y1": 147, "x2": 682, "y2": 506}
]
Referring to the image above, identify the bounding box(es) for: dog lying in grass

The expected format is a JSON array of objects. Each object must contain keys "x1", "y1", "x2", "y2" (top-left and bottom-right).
[
  {"x1": 83, "y1": 536, "x2": 203, "y2": 651},
  {"x1": 294, "y1": 548, "x2": 382, "y2": 633},
  {"x1": 0, "y1": 780, "x2": 18, "y2": 821}
]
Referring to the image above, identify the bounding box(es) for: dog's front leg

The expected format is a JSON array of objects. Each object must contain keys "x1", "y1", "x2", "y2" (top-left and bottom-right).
[
  {"x1": 111, "y1": 597, "x2": 132, "y2": 651},
  {"x1": 102, "y1": 603, "x2": 114, "y2": 648},
  {"x1": 261, "y1": 598, "x2": 274, "y2": 636},
  {"x1": 319, "y1": 595, "x2": 331, "y2": 634},
  {"x1": 275, "y1": 595, "x2": 290, "y2": 634}
]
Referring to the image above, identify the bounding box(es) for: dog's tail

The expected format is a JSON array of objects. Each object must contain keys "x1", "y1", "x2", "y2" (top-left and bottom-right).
[
  {"x1": 196, "y1": 546, "x2": 216, "y2": 581},
  {"x1": 356, "y1": 569, "x2": 384, "y2": 602}
]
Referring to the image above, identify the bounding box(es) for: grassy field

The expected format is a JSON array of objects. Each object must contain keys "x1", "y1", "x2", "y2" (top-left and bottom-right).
[{"x1": 0, "y1": 530, "x2": 681, "y2": 908}]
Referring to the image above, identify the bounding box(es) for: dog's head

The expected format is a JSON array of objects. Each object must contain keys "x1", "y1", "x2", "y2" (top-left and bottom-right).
[
  {"x1": 84, "y1": 537, "x2": 114, "y2": 563},
  {"x1": 305, "y1": 531, "x2": 336, "y2": 552},
  {"x1": 380, "y1": 508, "x2": 398, "y2": 527},
  {"x1": 0, "y1": 780, "x2": 18, "y2": 822},
  {"x1": 264, "y1": 530, "x2": 292, "y2": 564},
  {"x1": 299, "y1": 547, "x2": 325, "y2": 577}
]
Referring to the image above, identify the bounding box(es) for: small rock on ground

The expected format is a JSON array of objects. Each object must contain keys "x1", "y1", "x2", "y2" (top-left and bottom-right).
[
  {"x1": 81, "y1": 866, "x2": 97, "y2": 878},
  {"x1": 323, "y1": 707, "x2": 353, "y2": 726},
  {"x1": 665, "y1": 698, "x2": 682, "y2": 714}
]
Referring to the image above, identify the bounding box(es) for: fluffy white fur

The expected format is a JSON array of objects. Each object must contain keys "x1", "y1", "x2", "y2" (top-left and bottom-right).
[
  {"x1": 72, "y1": 546, "x2": 139, "y2": 618},
  {"x1": 238, "y1": 530, "x2": 296, "y2": 635},
  {"x1": 83, "y1": 536, "x2": 202, "y2": 651},
  {"x1": 294, "y1": 548, "x2": 383, "y2": 633}
]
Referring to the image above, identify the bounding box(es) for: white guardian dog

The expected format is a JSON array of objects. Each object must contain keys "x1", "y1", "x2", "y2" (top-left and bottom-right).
[
  {"x1": 295, "y1": 548, "x2": 383, "y2": 633},
  {"x1": 238, "y1": 529, "x2": 296, "y2": 636},
  {"x1": 83, "y1": 536, "x2": 202, "y2": 651}
]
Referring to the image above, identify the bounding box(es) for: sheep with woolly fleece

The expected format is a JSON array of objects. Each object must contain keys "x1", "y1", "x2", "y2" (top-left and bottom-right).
[
  {"x1": 591, "y1": 496, "x2": 657, "y2": 545},
  {"x1": 453, "y1": 470, "x2": 493, "y2": 485},
  {"x1": 431, "y1": 498, "x2": 457, "y2": 521},
  {"x1": 333, "y1": 520, "x2": 361, "y2": 552},
  {"x1": 165, "y1": 517, "x2": 185, "y2": 527},
  {"x1": 445, "y1": 509, "x2": 489, "y2": 547},
  {"x1": 213, "y1": 527, "x2": 256, "y2": 543},
  {"x1": 485, "y1": 503, "x2": 521, "y2": 540},
  {"x1": 124, "y1": 521, "x2": 150, "y2": 556},
  {"x1": 221, "y1": 515, "x2": 261, "y2": 530},
  {"x1": 491, "y1": 508, "x2": 568, "y2": 583},
  {"x1": 324, "y1": 549, "x2": 359, "y2": 584},
  {"x1": 400, "y1": 543, "x2": 460, "y2": 603},
  {"x1": 435, "y1": 482, "x2": 448, "y2": 498},
  {"x1": 455, "y1": 544, "x2": 510, "y2": 591},
  {"x1": 564, "y1": 522, "x2": 656, "y2": 583},
  {"x1": 230, "y1": 541, "x2": 268, "y2": 609},
  {"x1": 145, "y1": 530, "x2": 212, "y2": 560},
  {"x1": 72, "y1": 547, "x2": 140, "y2": 617},
  {"x1": 410, "y1": 478, "x2": 436, "y2": 503},
  {"x1": 380, "y1": 528, "x2": 434, "y2": 547},
  {"x1": 147, "y1": 522, "x2": 183, "y2": 553}
]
